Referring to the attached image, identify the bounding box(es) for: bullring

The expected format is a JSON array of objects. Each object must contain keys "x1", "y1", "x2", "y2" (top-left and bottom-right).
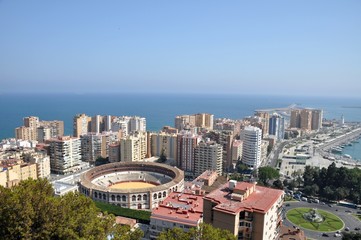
[{"x1": 79, "y1": 162, "x2": 184, "y2": 209}]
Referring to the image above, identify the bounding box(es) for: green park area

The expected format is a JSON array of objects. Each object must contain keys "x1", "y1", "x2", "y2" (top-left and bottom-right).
[{"x1": 286, "y1": 208, "x2": 344, "y2": 232}]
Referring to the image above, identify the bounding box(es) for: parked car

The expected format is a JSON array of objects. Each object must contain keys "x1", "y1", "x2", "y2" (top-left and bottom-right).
[
  {"x1": 345, "y1": 227, "x2": 350, "y2": 231},
  {"x1": 334, "y1": 233, "x2": 341, "y2": 237},
  {"x1": 322, "y1": 233, "x2": 329, "y2": 237},
  {"x1": 355, "y1": 227, "x2": 360, "y2": 231}
]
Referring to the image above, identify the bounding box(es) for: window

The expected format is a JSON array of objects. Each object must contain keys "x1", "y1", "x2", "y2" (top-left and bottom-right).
[
  {"x1": 111, "y1": 195, "x2": 115, "y2": 201},
  {"x1": 163, "y1": 191, "x2": 166, "y2": 197},
  {"x1": 137, "y1": 195, "x2": 141, "y2": 201},
  {"x1": 122, "y1": 195, "x2": 126, "y2": 202},
  {"x1": 158, "y1": 192, "x2": 162, "y2": 198},
  {"x1": 94, "y1": 192, "x2": 98, "y2": 198},
  {"x1": 117, "y1": 195, "x2": 121, "y2": 201},
  {"x1": 103, "y1": 194, "x2": 106, "y2": 200},
  {"x1": 132, "y1": 195, "x2": 136, "y2": 201},
  {"x1": 143, "y1": 194, "x2": 147, "y2": 201},
  {"x1": 153, "y1": 193, "x2": 157, "y2": 200}
]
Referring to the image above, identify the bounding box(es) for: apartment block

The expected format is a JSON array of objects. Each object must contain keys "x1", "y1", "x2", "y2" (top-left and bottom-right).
[
  {"x1": 194, "y1": 141, "x2": 223, "y2": 176},
  {"x1": 73, "y1": 113, "x2": 91, "y2": 137},
  {"x1": 151, "y1": 132, "x2": 177, "y2": 160},
  {"x1": 203, "y1": 181, "x2": 284, "y2": 240},
  {"x1": 0, "y1": 160, "x2": 38, "y2": 188},
  {"x1": 149, "y1": 192, "x2": 203, "y2": 239},
  {"x1": 240, "y1": 126, "x2": 262, "y2": 169},
  {"x1": 176, "y1": 131, "x2": 201, "y2": 174},
  {"x1": 47, "y1": 136, "x2": 82, "y2": 174},
  {"x1": 120, "y1": 132, "x2": 147, "y2": 162}
]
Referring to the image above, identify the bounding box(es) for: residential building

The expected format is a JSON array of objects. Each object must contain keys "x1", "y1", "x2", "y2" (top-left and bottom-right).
[
  {"x1": 175, "y1": 115, "x2": 196, "y2": 131},
  {"x1": 109, "y1": 142, "x2": 120, "y2": 163},
  {"x1": 39, "y1": 120, "x2": 64, "y2": 138},
  {"x1": 15, "y1": 126, "x2": 34, "y2": 141},
  {"x1": 120, "y1": 132, "x2": 147, "y2": 162},
  {"x1": 176, "y1": 131, "x2": 201, "y2": 175},
  {"x1": 240, "y1": 126, "x2": 262, "y2": 169},
  {"x1": 73, "y1": 113, "x2": 91, "y2": 137},
  {"x1": 261, "y1": 140, "x2": 269, "y2": 164},
  {"x1": 231, "y1": 140, "x2": 243, "y2": 163},
  {"x1": 203, "y1": 181, "x2": 284, "y2": 240},
  {"x1": 151, "y1": 132, "x2": 177, "y2": 160},
  {"x1": 24, "y1": 152, "x2": 51, "y2": 179},
  {"x1": 290, "y1": 110, "x2": 301, "y2": 128},
  {"x1": 161, "y1": 126, "x2": 178, "y2": 134},
  {"x1": 149, "y1": 192, "x2": 204, "y2": 239},
  {"x1": 255, "y1": 111, "x2": 270, "y2": 138},
  {"x1": 37, "y1": 126, "x2": 51, "y2": 143},
  {"x1": 0, "y1": 160, "x2": 38, "y2": 188},
  {"x1": 311, "y1": 109, "x2": 323, "y2": 130},
  {"x1": 269, "y1": 113, "x2": 285, "y2": 140},
  {"x1": 300, "y1": 109, "x2": 312, "y2": 130},
  {"x1": 47, "y1": 136, "x2": 82, "y2": 174},
  {"x1": 91, "y1": 115, "x2": 103, "y2": 134},
  {"x1": 194, "y1": 141, "x2": 223, "y2": 176},
  {"x1": 80, "y1": 133, "x2": 104, "y2": 163}
]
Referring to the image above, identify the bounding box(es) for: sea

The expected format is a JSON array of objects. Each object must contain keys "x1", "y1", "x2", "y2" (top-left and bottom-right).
[{"x1": 1, "y1": 93, "x2": 361, "y2": 158}]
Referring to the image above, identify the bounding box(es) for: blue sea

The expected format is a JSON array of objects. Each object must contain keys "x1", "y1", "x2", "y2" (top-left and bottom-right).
[{"x1": 1, "y1": 93, "x2": 361, "y2": 156}]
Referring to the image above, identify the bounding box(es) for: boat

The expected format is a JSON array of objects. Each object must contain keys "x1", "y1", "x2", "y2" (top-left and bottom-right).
[
  {"x1": 331, "y1": 147, "x2": 342, "y2": 154},
  {"x1": 343, "y1": 154, "x2": 352, "y2": 159},
  {"x1": 347, "y1": 143, "x2": 353, "y2": 146}
]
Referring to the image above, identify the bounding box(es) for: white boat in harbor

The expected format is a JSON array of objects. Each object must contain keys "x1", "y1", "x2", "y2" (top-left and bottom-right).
[{"x1": 343, "y1": 154, "x2": 352, "y2": 159}]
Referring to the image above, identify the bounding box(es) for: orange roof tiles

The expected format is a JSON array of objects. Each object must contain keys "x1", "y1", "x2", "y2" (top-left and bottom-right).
[
  {"x1": 204, "y1": 182, "x2": 283, "y2": 214},
  {"x1": 151, "y1": 192, "x2": 204, "y2": 226}
]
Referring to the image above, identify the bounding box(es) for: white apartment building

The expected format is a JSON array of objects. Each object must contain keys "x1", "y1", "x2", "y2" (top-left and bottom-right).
[
  {"x1": 240, "y1": 126, "x2": 262, "y2": 169},
  {"x1": 48, "y1": 136, "x2": 82, "y2": 174}
]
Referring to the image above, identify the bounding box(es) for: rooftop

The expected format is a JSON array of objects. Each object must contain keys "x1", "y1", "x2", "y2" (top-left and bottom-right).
[
  {"x1": 204, "y1": 181, "x2": 283, "y2": 214},
  {"x1": 151, "y1": 192, "x2": 203, "y2": 226}
]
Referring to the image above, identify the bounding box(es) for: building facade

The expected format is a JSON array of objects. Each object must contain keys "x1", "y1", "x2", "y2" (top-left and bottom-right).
[
  {"x1": 194, "y1": 141, "x2": 223, "y2": 176},
  {"x1": 151, "y1": 132, "x2": 177, "y2": 160},
  {"x1": 203, "y1": 181, "x2": 284, "y2": 240},
  {"x1": 240, "y1": 126, "x2": 262, "y2": 169},
  {"x1": 47, "y1": 136, "x2": 82, "y2": 174}
]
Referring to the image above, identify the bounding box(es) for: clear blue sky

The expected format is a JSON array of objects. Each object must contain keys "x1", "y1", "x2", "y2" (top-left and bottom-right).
[{"x1": 0, "y1": 1, "x2": 360, "y2": 96}]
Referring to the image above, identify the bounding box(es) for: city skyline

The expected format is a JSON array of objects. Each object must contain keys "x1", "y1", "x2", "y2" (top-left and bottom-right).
[{"x1": 0, "y1": 1, "x2": 360, "y2": 97}]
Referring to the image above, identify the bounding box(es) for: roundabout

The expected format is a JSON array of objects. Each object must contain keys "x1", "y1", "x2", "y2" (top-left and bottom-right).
[{"x1": 286, "y1": 207, "x2": 344, "y2": 232}]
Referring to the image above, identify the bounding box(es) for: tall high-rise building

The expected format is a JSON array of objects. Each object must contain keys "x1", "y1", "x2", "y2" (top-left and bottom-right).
[
  {"x1": 311, "y1": 109, "x2": 323, "y2": 130},
  {"x1": 194, "y1": 141, "x2": 223, "y2": 176},
  {"x1": 103, "y1": 115, "x2": 112, "y2": 132},
  {"x1": 254, "y1": 112, "x2": 270, "y2": 138},
  {"x1": 23, "y1": 116, "x2": 39, "y2": 140},
  {"x1": 195, "y1": 113, "x2": 214, "y2": 130},
  {"x1": 80, "y1": 133, "x2": 104, "y2": 163},
  {"x1": 290, "y1": 109, "x2": 301, "y2": 128},
  {"x1": 39, "y1": 120, "x2": 64, "y2": 138},
  {"x1": 240, "y1": 126, "x2": 262, "y2": 169},
  {"x1": 175, "y1": 115, "x2": 196, "y2": 131},
  {"x1": 47, "y1": 136, "x2": 82, "y2": 174},
  {"x1": 91, "y1": 115, "x2": 103, "y2": 134},
  {"x1": 128, "y1": 116, "x2": 147, "y2": 133},
  {"x1": 108, "y1": 142, "x2": 120, "y2": 163},
  {"x1": 15, "y1": 126, "x2": 34, "y2": 141},
  {"x1": 300, "y1": 109, "x2": 312, "y2": 130},
  {"x1": 151, "y1": 132, "x2": 177, "y2": 160},
  {"x1": 120, "y1": 132, "x2": 147, "y2": 162},
  {"x1": 176, "y1": 131, "x2": 201, "y2": 174},
  {"x1": 73, "y1": 113, "x2": 91, "y2": 137},
  {"x1": 37, "y1": 126, "x2": 51, "y2": 143},
  {"x1": 231, "y1": 140, "x2": 243, "y2": 163},
  {"x1": 269, "y1": 113, "x2": 285, "y2": 140}
]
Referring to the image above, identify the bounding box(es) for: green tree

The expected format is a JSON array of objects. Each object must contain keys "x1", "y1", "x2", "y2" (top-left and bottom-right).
[
  {"x1": 342, "y1": 232, "x2": 361, "y2": 240},
  {"x1": 258, "y1": 166, "x2": 280, "y2": 185},
  {"x1": 272, "y1": 179, "x2": 284, "y2": 189},
  {"x1": 158, "y1": 223, "x2": 236, "y2": 240},
  {"x1": 0, "y1": 178, "x2": 142, "y2": 240}
]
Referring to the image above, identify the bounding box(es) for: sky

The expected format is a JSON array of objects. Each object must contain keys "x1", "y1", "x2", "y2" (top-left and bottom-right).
[{"x1": 0, "y1": 1, "x2": 360, "y2": 97}]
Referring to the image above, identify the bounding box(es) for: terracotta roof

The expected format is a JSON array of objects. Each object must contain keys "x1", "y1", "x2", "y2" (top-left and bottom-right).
[
  {"x1": 151, "y1": 192, "x2": 203, "y2": 226},
  {"x1": 115, "y1": 216, "x2": 137, "y2": 228},
  {"x1": 204, "y1": 181, "x2": 283, "y2": 214}
]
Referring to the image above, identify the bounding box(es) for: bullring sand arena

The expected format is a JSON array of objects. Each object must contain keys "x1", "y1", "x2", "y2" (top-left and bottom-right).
[
  {"x1": 108, "y1": 181, "x2": 157, "y2": 189},
  {"x1": 79, "y1": 162, "x2": 184, "y2": 209}
]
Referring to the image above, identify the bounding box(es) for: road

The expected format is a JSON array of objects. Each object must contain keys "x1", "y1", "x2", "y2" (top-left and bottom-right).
[{"x1": 283, "y1": 201, "x2": 361, "y2": 239}]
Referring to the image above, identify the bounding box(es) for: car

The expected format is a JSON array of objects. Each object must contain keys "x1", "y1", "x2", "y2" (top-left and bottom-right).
[
  {"x1": 355, "y1": 227, "x2": 360, "y2": 231},
  {"x1": 328, "y1": 204, "x2": 333, "y2": 207},
  {"x1": 345, "y1": 210, "x2": 352, "y2": 213},
  {"x1": 334, "y1": 233, "x2": 341, "y2": 237},
  {"x1": 345, "y1": 227, "x2": 350, "y2": 231},
  {"x1": 322, "y1": 233, "x2": 329, "y2": 237},
  {"x1": 285, "y1": 203, "x2": 290, "y2": 207}
]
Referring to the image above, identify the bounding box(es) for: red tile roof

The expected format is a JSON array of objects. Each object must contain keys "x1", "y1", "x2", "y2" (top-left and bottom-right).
[
  {"x1": 151, "y1": 192, "x2": 204, "y2": 226},
  {"x1": 204, "y1": 181, "x2": 283, "y2": 214}
]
